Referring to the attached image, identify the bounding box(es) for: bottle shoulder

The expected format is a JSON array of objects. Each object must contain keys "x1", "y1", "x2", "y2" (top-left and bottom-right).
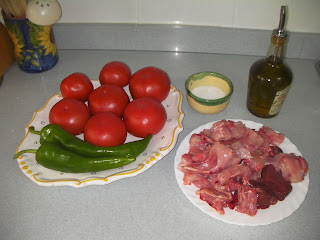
[{"x1": 250, "y1": 57, "x2": 292, "y2": 80}]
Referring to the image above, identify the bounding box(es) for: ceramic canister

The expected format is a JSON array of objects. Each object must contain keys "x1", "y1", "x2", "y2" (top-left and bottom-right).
[{"x1": 3, "y1": 11, "x2": 58, "y2": 73}]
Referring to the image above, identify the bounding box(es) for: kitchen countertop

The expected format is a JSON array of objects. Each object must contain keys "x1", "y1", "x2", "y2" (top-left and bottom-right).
[{"x1": 0, "y1": 49, "x2": 319, "y2": 240}]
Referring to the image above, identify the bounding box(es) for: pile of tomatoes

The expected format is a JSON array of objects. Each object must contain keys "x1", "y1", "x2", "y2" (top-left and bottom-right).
[{"x1": 49, "y1": 61, "x2": 171, "y2": 147}]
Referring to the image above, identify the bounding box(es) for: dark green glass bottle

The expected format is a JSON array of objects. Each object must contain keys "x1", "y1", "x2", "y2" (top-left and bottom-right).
[{"x1": 247, "y1": 6, "x2": 292, "y2": 118}]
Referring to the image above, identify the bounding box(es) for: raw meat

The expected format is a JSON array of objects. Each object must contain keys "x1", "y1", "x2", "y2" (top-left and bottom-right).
[
  {"x1": 179, "y1": 120, "x2": 308, "y2": 217},
  {"x1": 249, "y1": 164, "x2": 292, "y2": 209}
]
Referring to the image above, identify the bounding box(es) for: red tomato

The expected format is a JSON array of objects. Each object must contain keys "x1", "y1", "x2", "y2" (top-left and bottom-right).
[
  {"x1": 129, "y1": 66, "x2": 171, "y2": 102},
  {"x1": 99, "y1": 61, "x2": 131, "y2": 87},
  {"x1": 123, "y1": 97, "x2": 167, "y2": 138},
  {"x1": 60, "y1": 72, "x2": 93, "y2": 102},
  {"x1": 49, "y1": 98, "x2": 90, "y2": 135},
  {"x1": 84, "y1": 113, "x2": 127, "y2": 147},
  {"x1": 88, "y1": 84, "x2": 130, "y2": 117}
]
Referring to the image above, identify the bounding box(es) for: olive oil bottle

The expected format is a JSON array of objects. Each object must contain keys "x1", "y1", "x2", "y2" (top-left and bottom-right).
[{"x1": 247, "y1": 6, "x2": 292, "y2": 118}]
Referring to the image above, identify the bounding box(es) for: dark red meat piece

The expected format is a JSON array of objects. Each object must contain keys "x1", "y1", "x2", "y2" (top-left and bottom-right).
[{"x1": 250, "y1": 164, "x2": 292, "y2": 202}]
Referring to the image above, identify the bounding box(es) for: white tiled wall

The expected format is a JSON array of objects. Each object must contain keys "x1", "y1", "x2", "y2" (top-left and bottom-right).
[
  {"x1": 56, "y1": 0, "x2": 320, "y2": 33},
  {"x1": 1, "y1": 0, "x2": 319, "y2": 33}
]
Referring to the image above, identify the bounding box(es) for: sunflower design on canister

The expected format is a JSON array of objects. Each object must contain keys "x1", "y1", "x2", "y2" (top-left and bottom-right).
[
  {"x1": 37, "y1": 25, "x2": 57, "y2": 56},
  {"x1": 4, "y1": 16, "x2": 59, "y2": 73},
  {"x1": 7, "y1": 30, "x2": 24, "y2": 64}
]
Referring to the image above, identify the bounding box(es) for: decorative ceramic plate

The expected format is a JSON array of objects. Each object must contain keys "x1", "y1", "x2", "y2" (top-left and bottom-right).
[
  {"x1": 15, "y1": 80, "x2": 184, "y2": 188},
  {"x1": 174, "y1": 119, "x2": 309, "y2": 226}
]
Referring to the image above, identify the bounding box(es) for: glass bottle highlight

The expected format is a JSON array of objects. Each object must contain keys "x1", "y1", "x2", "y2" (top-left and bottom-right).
[{"x1": 247, "y1": 6, "x2": 292, "y2": 118}]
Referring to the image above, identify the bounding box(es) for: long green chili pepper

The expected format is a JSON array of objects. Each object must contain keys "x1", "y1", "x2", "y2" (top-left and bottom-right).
[
  {"x1": 14, "y1": 141, "x2": 136, "y2": 173},
  {"x1": 29, "y1": 124, "x2": 152, "y2": 158}
]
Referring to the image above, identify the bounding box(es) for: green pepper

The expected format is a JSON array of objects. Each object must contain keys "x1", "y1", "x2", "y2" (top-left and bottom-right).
[
  {"x1": 29, "y1": 124, "x2": 152, "y2": 158},
  {"x1": 14, "y1": 141, "x2": 136, "y2": 173}
]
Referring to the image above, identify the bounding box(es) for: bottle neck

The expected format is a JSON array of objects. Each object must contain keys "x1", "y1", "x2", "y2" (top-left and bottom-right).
[{"x1": 266, "y1": 34, "x2": 287, "y2": 64}]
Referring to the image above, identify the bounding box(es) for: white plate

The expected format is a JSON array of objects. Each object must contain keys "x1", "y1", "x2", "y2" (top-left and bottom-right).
[
  {"x1": 174, "y1": 119, "x2": 309, "y2": 226},
  {"x1": 15, "y1": 80, "x2": 184, "y2": 188}
]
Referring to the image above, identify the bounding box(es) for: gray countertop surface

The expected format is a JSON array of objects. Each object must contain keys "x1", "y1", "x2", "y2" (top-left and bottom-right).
[{"x1": 1, "y1": 49, "x2": 319, "y2": 240}]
